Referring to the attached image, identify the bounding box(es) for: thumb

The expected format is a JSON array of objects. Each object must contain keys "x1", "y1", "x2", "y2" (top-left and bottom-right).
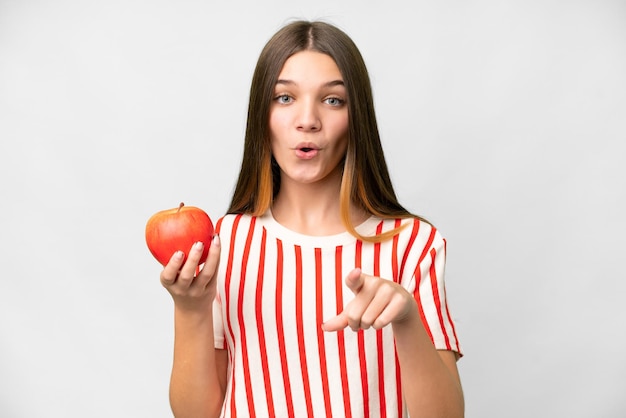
[
  {"x1": 345, "y1": 268, "x2": 364, "y2": 294},
  {"x1": 322, "y1": 268, "x2": 364, "y2": 332}
]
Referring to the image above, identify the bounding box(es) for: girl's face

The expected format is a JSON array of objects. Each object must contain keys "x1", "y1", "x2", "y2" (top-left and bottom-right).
[{"x1": 269, "y1": 51, "x2": 349, "y2": 188}]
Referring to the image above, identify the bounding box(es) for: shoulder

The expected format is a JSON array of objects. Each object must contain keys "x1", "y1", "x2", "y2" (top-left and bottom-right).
[
  {"x1": 388, "y1": 216, "x2": 446, "y2": 258},
  {"x1": 215, "y1": 213, "x2": 257, "y2": 235},
  {"x1": 390, "y1": 216, "x2": 443, "y2": 242}
]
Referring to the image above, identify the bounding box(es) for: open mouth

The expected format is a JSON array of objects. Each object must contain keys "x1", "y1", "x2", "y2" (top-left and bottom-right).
[{"x1": 295, "y1": 145, "x2": 319, "y2": 159}]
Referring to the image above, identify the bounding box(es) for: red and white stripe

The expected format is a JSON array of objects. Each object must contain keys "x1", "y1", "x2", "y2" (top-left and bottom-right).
[{"x1": 213, "y1": 212, "x2": 461, "y2": 417}]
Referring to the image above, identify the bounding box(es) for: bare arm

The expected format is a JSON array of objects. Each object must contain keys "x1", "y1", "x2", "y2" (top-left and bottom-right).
[
  {"x1": 323, "y1": 268, "x2": 464, "y2": 417},
  {"x1": 160, "y1": 237, "x2": 228, "y2": 418},
  {"x1": 392, "y1": 305, "x2": 464, "y2": 417}
]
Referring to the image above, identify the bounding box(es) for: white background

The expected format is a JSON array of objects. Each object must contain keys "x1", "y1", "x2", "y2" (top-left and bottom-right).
[{"x1": 1, "y1": 1, "x2": 625, "y2": 417}]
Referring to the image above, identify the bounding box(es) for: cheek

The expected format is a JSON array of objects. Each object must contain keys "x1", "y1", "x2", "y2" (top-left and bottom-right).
[
  {"x1": 340, "y1": 120, "x2": 349, "y2": 139},
  {"x1": 268, "y1": 113, "x2": 283, "y2": 156},
  {"x1": 333, "y1": 109, "x2": 349, "y2": 134},
  {"x1": 332, "y1": 114, "x2": 349, "y2": 144},
  {"x1": 269, "y1": 109, "x2": 288, "y2": 136}
]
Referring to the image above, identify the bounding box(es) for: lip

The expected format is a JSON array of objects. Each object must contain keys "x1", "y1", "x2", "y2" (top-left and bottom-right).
[{"x1": 293, "y1": 142, "x2": 320, "y2": 160}]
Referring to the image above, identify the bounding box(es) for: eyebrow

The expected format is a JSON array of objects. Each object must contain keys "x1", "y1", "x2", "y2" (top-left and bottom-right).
[{"x1": 275, "y1": 79, "x2": 345, "y2": 88}]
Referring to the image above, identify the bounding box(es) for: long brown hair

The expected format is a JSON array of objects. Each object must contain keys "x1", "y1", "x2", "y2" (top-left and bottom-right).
[{"x1": 228, "y1": 20, "x2": 421, "y2": 241}]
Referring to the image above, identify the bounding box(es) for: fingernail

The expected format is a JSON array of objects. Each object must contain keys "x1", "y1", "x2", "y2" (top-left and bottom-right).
[
  {"x1": 173, "y1": 251, "x2": 184, "y2": 260},
  {"x1": 212, "y1": 235, "x2": 220, "y2": 246},
  {"x1": 194, "y1": 241, "x2": 204, "y2": 250}
]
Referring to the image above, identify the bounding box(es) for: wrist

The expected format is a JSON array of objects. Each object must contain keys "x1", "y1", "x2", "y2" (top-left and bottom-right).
[
  {"x1": 391, "y1": 300, "x2": 423, "y2": 333},
  {"x1": 174, "y1": 302, "x2": 214, "y2": 326}
]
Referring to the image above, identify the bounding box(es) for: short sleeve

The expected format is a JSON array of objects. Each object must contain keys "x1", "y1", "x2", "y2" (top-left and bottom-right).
[
  {"x1": 213, "y1": 216, "x2": 227, "y2": 350},
  {"x1": 213, "y1": 293, "x2": 226, "y2": 349},
  {"x1": 411, "y1": 227, "x2": 462, "y2": 355}
]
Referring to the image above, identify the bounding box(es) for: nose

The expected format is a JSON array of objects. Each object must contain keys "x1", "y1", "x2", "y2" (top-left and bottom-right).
[{"x1": 296, "y1": 99, "x2": 321, "y2": 132}]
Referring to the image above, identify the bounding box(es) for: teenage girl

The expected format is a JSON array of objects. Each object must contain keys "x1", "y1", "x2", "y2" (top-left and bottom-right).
[{"x1": 159, "y1": 20, "x2": 464, "y2": 418}]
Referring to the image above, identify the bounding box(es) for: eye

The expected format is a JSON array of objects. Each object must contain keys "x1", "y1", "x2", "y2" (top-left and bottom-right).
[
  {"x1": 274, "y1": 94, "x2": 293, "y2": 104},
  {"x1": 324, "y1": 97, "x2": 345, "y2": 106}
]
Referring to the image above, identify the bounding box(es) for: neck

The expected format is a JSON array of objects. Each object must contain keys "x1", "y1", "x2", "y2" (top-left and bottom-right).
[{"x1": 271, "y1": 171, "x2": 368, "y2": 236}]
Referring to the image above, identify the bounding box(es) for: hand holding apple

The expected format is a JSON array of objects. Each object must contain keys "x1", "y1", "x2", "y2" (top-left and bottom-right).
[{"x1": 145, "y1": 202, "x2": 214, "y2": 266}]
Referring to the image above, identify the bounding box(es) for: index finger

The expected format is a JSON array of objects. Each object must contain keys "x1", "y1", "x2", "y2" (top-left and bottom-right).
[
  {"x1": 160, "y1": 250, "x2": 185, "y2": 286},
  {"x1": 322, "y1": 313, "x2": 348, "y2": 332}
]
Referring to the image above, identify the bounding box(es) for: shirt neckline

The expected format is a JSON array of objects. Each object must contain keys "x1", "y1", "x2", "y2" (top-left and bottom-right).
[{"x1": 257, "y1": 209, "x2": 381, "y2": 247}]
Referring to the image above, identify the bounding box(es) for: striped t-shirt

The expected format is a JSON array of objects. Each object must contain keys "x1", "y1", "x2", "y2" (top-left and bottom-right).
[{"x1": 213, "y1": 211, "x2": 461, "y2": 418}]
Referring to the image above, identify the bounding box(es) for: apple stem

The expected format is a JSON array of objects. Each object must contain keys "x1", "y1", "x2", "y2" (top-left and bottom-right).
[{"x1": 178, "y1": 202, "x2": 184, "y2": 212}]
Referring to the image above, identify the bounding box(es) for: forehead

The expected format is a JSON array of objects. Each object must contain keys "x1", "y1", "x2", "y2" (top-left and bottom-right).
[{"x1": 277, "y1": 51, "x2": 343, "y2": 82}]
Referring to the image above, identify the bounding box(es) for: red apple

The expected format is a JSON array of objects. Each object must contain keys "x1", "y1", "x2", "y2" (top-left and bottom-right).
[{"x1": 145, "y1": 202, "x2": 214, "y2": 266}]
